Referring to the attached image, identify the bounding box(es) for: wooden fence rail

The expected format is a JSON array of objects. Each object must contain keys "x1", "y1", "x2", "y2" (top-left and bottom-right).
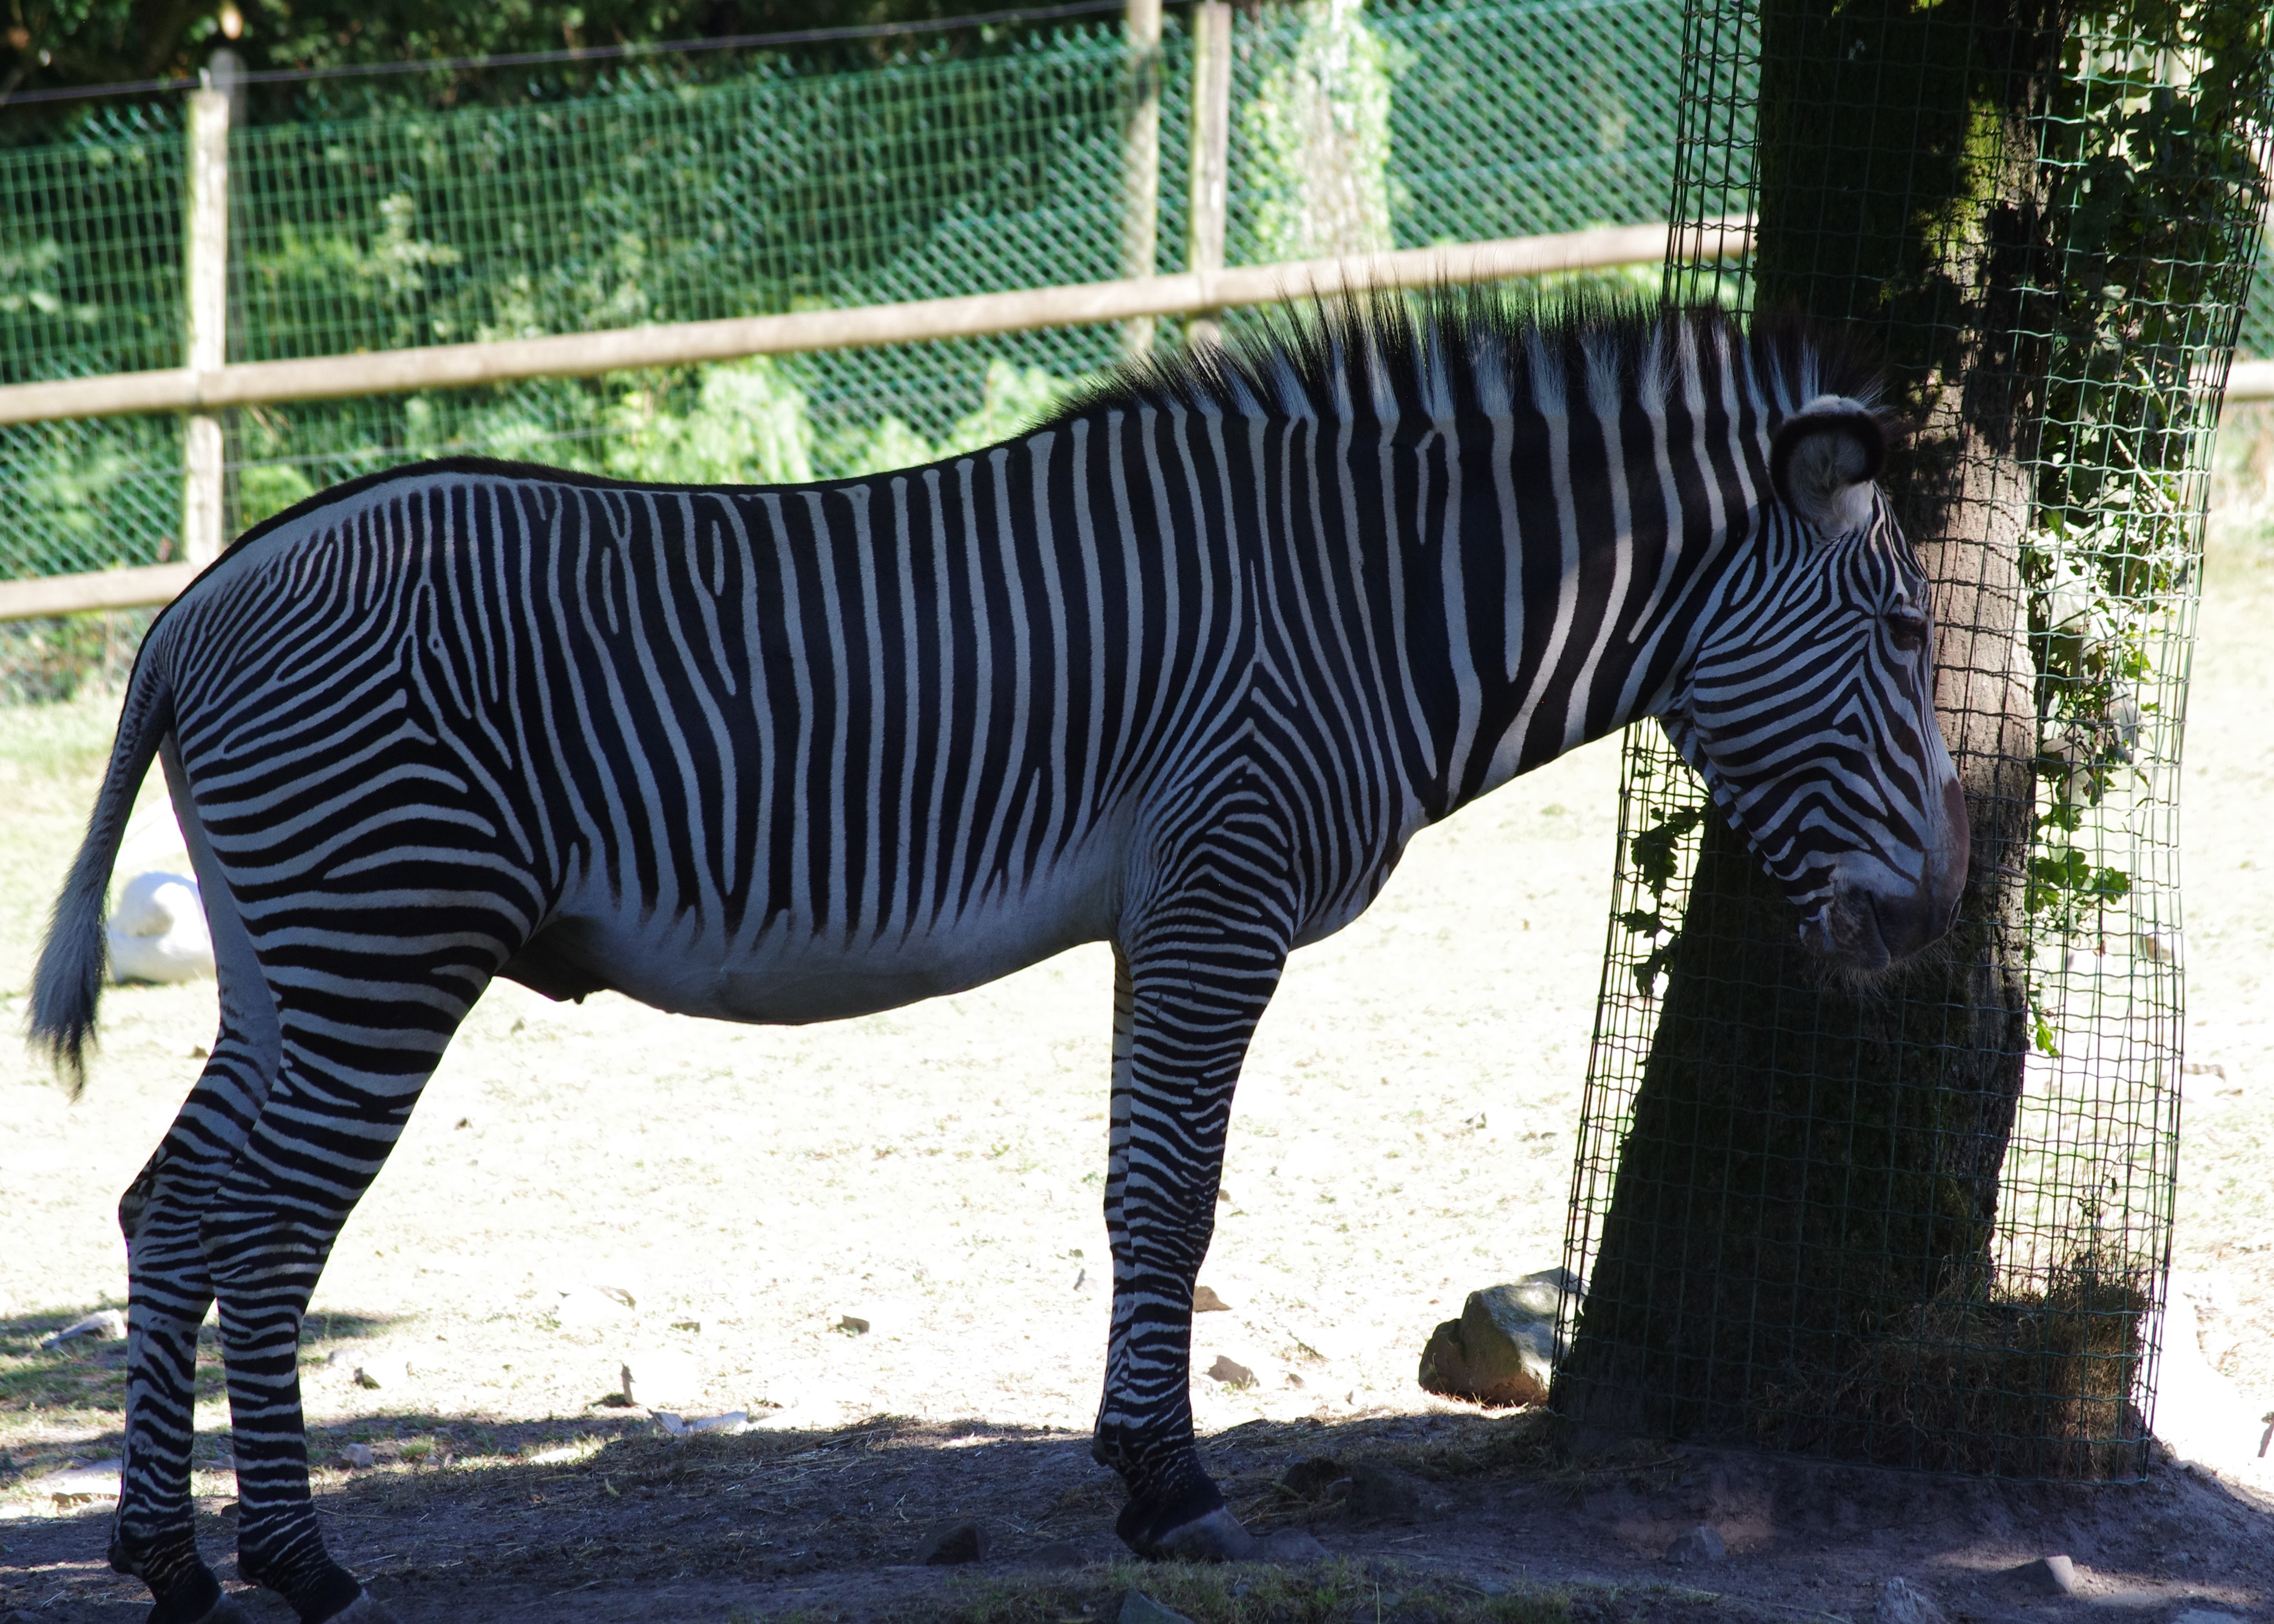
[{"x1": 0, "y1": 219, "x2": 1741, "y2": 622}]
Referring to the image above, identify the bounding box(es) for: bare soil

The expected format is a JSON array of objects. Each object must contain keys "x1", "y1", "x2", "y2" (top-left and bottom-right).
[{"x1": 3, "y1": 437, "x2": 2272, "y2": 1623}]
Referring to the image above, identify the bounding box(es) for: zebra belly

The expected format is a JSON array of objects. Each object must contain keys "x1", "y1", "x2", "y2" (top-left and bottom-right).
[{"x1": 518, "y1": 862, "x2": 1121, "y2": 1026}]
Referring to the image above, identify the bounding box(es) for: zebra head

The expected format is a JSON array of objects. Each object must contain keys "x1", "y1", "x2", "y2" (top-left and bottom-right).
[{"x1": 1665, "y1": 394, "x2": 1970, "y2": 972}]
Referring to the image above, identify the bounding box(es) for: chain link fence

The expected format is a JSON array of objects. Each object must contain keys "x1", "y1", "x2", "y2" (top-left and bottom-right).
[{"x1": 1, "y1": 0, "x2": 1696, "y2": 585}]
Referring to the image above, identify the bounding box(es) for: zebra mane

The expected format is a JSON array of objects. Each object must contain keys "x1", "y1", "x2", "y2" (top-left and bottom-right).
[{"x1": 1058, "y1": 290, "x2": 1884, "y2": 434}]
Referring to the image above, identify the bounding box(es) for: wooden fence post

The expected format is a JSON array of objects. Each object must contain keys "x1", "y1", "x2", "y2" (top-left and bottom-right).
[
  {"x1": 1121, "y1": 0, "x2": 1164, "y2": 359},
  {"x1": 1185, "y1": 0, "x2": 1233, "y2": 349},
  {"x1": 182, "y1": 85, "x2": 230, "y2": 568}
]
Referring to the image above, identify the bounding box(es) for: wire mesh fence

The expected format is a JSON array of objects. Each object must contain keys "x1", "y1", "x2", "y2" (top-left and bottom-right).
[
  {"x1": 0, "y1": 0, "x2": 1699, "y2": 584},
  {"x1": 1556, "y1": 0, "x2": 2273, "y2": 1479}
]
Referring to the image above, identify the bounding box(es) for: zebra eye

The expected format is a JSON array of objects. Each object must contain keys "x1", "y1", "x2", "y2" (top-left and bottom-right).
[{"x1": 1885, "y1": 606, "x2": 1929, "y2": 652}]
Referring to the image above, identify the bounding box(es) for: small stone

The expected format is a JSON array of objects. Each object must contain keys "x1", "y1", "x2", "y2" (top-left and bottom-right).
[
  {"x1": 1252, "y1": 1528, "x2": 1329, "y2": 1562},
  {"x1": 2171, "y1": 1612, "x2": 2242, "y2": 1624},
  {"x1": 1665, "y1": 1525, "x2": 1727, "y2": 1565},
  {"x1": 915, "y1": 1517, "x2": 989, "y2": 1565},
  {"x1": 838, "y1": 1315, "x2": 871, "y2": 1335},
  {"x1": 1875, "y1": 1577, "x2": 1948, "y2": 1624},
  {"x1": 1206, "y1": 1354, "x2": 1255, "y2": 1387},
  {"x1": 38, "y1": 1309, "x2": 128, "y2": 1349},
  {"x1": 1345, "y1": 1459, "x2": 1425, "y2": 1522},
  {"x1": 340, "y1": 1443, "x2": 375, "y2": 1468},
  {"x1": 1119, "y1": 1594, "x2": 1195, "y2": 1624},
  {"x1": 2004, "y1": 1556, "x2": 2076, "y2": 1597},
  {"x1": 1193, "y1": 1286, "x2": 1233, "y2": 1313},
  {"x1": 1022, "y1": 1538, "x2": 1085, "y2": 1569}
]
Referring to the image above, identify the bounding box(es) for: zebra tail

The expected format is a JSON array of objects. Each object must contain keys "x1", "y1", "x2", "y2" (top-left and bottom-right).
[{"x1": 29, "y1": 657, "x2": 173, "y2": 1099}]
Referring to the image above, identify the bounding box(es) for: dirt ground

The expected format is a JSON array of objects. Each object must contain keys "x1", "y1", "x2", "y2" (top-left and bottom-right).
[{"x1": 3, "y1": 420, "x2": 2272, "y2": 1622}]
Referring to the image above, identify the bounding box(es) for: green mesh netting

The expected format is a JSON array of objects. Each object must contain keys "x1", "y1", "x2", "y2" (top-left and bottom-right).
[
  {"x1": 1559, "y1": 0, "x2": 2272, "y2": 1480},
  {"x1": 2, "y1": 0, "x2": 1701, "y2": 580}
]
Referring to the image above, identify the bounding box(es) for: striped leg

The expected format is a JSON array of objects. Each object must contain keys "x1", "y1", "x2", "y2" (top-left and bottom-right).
[
  {"x1": 110, "y1": 1033, "x2": 275, "y2": 1624},
  {"x1": 195, "y1": 941, "x2": 488, "y2": 1624},
  {"x1": 1094, "y1": 888, "x2": 1290, "y2": 1560}
]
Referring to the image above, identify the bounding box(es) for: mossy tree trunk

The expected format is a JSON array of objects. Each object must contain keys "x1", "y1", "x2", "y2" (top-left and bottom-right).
[{"x1": 1554, "y1": 0, "x2": 2058, "y2": 1458}]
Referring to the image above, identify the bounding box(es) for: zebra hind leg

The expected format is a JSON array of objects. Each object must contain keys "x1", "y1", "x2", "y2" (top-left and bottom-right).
[
  {"x1": 193, "y1": 944, "x2": 491, "y2": 1624},
  {"x1": 1092, "y1": 932, "x2": 1285, "y2": 1561},
  {"x1": 108, "y1": 1028, "x2": 280, "y2": 1624}
]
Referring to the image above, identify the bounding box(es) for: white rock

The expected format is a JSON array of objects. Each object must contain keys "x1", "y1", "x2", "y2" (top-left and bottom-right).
[
  {"x1": 1875, "y1": 1577, "x2": 1948, "y2": 1624},
  {"x1": 551, "y1": 1284, "x2": 632, "y2": 1328},
  {"x1": 340, "y1": 1444, "x2": 375, "y2": 1468},
  {"x1": 684, "y1": 1410, "x2": 748, "y2": 1433},
  {"x1": 30, "y1": 1460, "x2": 121, "y2": 1500},
  {"x1": 650, "y1": 1410, "x2": 751, "y2": 1437},
  {"x1": 619, "y1": 1347, "x2": 704, "y2": 1407},
  {"x1": 350, "y1": 1353, "x2": 410, "y2": 1390},
  {"x1": 106, "y1": 873, "x2": 214, "y2": 984},
  {"x1": 2154, "y1": 1290, "x2": 2274, "y2": 1483},
  {"x1": 39, "y1": 1309, "x2": 127, "y2": 1348}
]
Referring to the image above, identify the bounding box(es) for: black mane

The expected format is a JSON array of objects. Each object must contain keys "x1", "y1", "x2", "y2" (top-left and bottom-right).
[{"x1": 1054, "y1": 290, "x2": 1884, "y2": 432}]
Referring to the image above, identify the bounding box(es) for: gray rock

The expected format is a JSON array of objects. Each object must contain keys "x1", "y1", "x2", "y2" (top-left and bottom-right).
[
  {"x1": 1664, "y1": 1525, "x2": 1727, "y2": 1565},
  {"x1": 1345, "y1": 1459, "x2": 1426, "y2": 1522},
  {"x1": 1206, "y1": 1354, "x2": 1255, "y2": 1387},
  {"x1": 1875, "y1": 1578, "x2": 1948, "y2": 1624},
  {"x1": 1252, "y1": 1528, "x2": 1329, "y2": 1562},
  {"x1": 1119, "y1": 1594, "x2": 1196, "y2": 1624},
  {"x1": 340, "y1": 1443, "x2": 376, "y2": 1468},
  {"x1": 1193, "y1": 1286, "x2": 1233, "y2": 1313},
  {"x1": 2003, "y1": 1556, "x2": 2076, "y2": 1597},
  {"x1": 1279, "y1": 1456, "x2": 1347, "y2": 1499},
  {"x1": 915, "y1": 1517, "x2": 989, "y2": 1565},
  {"x1": 1415, "y1": 1268, "x2": 1577, "y2": 1407},
  {"x1": 2170, "y1": 1612, "x2": 2242, "y2": 1624},
  {"x1": 39, "y1": 1309, "x2": 128, "y2": 1349}
]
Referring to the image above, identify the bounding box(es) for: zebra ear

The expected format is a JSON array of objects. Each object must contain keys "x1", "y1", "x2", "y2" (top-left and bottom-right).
[{"x1": 1770, "y1": 395, "x2": 1885, "y2": 535}]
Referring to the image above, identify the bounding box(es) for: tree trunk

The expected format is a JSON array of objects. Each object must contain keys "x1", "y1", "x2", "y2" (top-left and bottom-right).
[{"x1": 1555, "y1": 0, "x2": 2062, "y2": 1467}]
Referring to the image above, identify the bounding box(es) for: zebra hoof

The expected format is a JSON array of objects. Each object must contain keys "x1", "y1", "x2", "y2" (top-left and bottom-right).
[
  {"x1": 318, "y1": 1593, "x2": 404, "y2": 1624},
  {"x1": 1128, "y1": 1506, "x2": 1258, "y2": 1562}
]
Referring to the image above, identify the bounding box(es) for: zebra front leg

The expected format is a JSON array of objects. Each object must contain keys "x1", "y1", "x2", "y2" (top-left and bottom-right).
[
  {"x1": 1093, "y1": 932, "x2": 1285, "y2": 1561},
  {"x1": 111, "y1": 1036, "x2": 278, "y2": 1624}
]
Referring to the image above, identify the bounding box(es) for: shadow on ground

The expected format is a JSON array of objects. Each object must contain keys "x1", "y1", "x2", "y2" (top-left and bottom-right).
[
  {"x1": 0, "y1": 1306, "x2": 406, "y2": 1434},
  {"x1": 4, "y1": 1405, "x2": 2270, "y2": 1624}
]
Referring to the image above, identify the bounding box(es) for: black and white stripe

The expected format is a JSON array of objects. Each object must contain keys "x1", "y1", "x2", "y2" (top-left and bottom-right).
[{"x1": 33, "y1": 298, "x2": 1965, "y2": 1622}]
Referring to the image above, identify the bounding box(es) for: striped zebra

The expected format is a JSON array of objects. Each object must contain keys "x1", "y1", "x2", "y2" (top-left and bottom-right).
[{"x1": 34, "y1": 298, "x2": 1967, "y2": 1624}]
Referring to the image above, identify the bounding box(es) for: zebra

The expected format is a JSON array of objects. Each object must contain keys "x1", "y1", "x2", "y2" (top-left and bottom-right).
[{"x1": 32, "y1": 297, "x2": 1967, "y2": 1624}]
